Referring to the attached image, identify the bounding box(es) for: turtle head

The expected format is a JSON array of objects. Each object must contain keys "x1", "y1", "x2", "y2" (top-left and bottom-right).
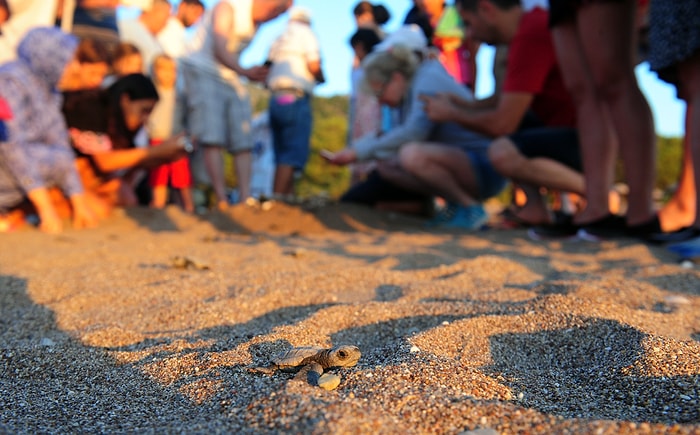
[{"x1": 330, "y1": 345, "x2": 361, "y2": 367}]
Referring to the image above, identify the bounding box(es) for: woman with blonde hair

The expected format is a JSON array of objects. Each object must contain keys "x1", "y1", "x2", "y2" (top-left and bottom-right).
[{"x1": 324, "y1": 40, "x2": 504, "y2": 230}]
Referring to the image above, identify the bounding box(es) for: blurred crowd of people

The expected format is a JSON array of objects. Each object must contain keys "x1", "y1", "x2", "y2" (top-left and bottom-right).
[
  {"x1": 1, "y1": 0, "x2": 699, "y2": 261},
  {"x1": 327, "y1": 0, "x2": 700, "y2": 260}
]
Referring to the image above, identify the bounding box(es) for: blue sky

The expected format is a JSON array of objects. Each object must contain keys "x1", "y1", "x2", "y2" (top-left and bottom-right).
[{"x1": 125, "y1": 0, "x2": 687, "y2": 137}]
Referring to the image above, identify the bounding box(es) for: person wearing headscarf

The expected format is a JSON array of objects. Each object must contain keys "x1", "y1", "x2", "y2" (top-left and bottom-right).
[{"x1": 0, "y1": 27, "x2": 97, "y2": 233}]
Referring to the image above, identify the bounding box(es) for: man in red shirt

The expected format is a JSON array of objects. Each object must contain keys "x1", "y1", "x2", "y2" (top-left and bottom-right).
[{"x1": 422, "y1": 0, "x2": 584, "y2": 234}]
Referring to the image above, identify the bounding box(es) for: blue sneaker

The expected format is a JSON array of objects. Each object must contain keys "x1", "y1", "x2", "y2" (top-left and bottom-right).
[
  {"x1": 434, "y1": 204, "x2": 489, "y2": 231},
  {"x1": 667, "y1": 235, "x2": 700, "y2": 259},
  {"x1": 425, "y1": 202, "x2": 459, "y2": 227}
]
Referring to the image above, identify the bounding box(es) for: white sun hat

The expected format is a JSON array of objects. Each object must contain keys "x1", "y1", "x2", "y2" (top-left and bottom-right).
[
  {"x1": 289, "y1": 6, "x2": 312, "y2": 24},
  {"x1": 374, "y1": 24, "x2": 428, "y2": 53}
]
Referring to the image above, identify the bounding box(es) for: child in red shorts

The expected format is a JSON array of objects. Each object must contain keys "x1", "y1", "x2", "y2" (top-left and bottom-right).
[{"x1": 148, "y1": 54, "x2": 194, "y2": 212}]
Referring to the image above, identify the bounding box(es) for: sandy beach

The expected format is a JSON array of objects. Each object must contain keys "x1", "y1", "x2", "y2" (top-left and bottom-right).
[{"x1": 1, "y1": 201, "x2": 698, "y2": 434}]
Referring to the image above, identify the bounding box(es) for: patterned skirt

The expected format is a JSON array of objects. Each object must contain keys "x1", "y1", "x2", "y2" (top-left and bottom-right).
[{"x1": 647, "y1": 0, "x2": 700, "y2": 84}]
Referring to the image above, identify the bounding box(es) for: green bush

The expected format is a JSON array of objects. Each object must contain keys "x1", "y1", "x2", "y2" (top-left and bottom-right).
[{"x1": 655, "y1": 136, "x2": 684, "y2": 194}]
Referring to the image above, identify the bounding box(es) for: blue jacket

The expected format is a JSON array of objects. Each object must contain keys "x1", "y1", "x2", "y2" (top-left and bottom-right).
[{"x1": 0, "y1": 27, "x2": 82, "y2": 209}]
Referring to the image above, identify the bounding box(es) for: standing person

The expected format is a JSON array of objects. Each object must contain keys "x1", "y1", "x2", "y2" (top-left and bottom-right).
[
  {"x1": 0, "y1": 27, "x2": 98, "y2": 233},
  {"x1": 157, "y1": 0, "x2": 205, "y2": 59},
  {"x1": 265, "y1": 7, "x2": 324, "y2": 197},
  {"x1": 644, "y1": 1, "x2": 700, "y2": 256},
  {"x1": 70, "y1": 0, "x2": 120, "y2": 55},
  {"x1": 179, "y1": 0, "x2": 292, "y2": 210},
  {"x1": 347, "y1": 28, "x2": 383, "y2": 185},
  {"x1": 353, "y1": 1, "x2": 390, "y2": 38},
  {"x1": 348, "y1": 2, "x2": 390, "y2": 185},
  {"x1": 404, "y1": 0, "x2": 480, "y2": 90},
  {"x1": 148, "y1": 54, "x2": 193, "y2": 212},
  {"x1": 118, "y1": 0, "x2": 172, "y2": 73},
  {"x1": 546, "y1": 0, "x2": 659, "y2": 240},
  {"x1": 0, "y1": 0, "x2": 60, "y2": 64}
]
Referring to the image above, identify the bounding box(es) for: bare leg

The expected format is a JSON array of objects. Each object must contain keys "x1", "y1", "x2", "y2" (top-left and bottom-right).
[
  {"x1": 488, "y1": 137, "x2": 586, "y2": 195},
  {"x1": 233, "y1": 150, "x2": 252, "y2": 201},
  {"x1": 178, "y1": 187, "x2": 194, "y2": 213},
  {"x1": 273, "y1": 164, "x2": 296, "y2": 196},
  {"x1": 376, "y1": 160, "x2": 434, "y2": 196},
  {"x1": 398, "y1": 142, "x2": 481, "y2": 206},
  {"x1": 202, "y1": 145, "x2": 228, "y2": 209},
  {"x1": 677, "y1": 53, "x2": 700, "y2": 228},
  {"x1": 552, "y1": 21, "x2": 618, "y2": 224},
  {"x1": 658, "y1": 106, "x2": 696, "y2": 231},
  {"x1": 578, "y1": 0, "x2": 656, "y2": 226},
  {"x1": 515, "y1": 184, "x2": 552, "y2": 224},
  {"x1": 151, "y1": 185, "x2": 168, "y2": 208}
]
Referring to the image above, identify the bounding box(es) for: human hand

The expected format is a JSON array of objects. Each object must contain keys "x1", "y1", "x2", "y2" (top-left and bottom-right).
[
  {"x1": 153, "y1": 134, "x2": 190, "y2": 162},
  {"x1": 69, "y1": 128, "x2": 112, "y2": 154},
  {"x1": 244, "y1": 65, "x2": 270, "y2": 83},
  {"x1": 419, "y1": 93, "x2": 456, "y2": 123},
  {"x1": 321, "y1": 149, "x2": 357, "y2": 166}
]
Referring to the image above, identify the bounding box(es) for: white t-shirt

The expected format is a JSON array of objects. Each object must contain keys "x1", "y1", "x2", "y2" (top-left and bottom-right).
[
  {"x1": 0, "y1": 0, "x2": 59, "y2": 64},
  {"x1": 266, "y1": 21, "x2": 321, "y2": 93},
  {"x1": 118, "y1": 18, "x2": 164, "y2": 73},
  {"x1": 157, "y1": 16, "x2": 187, "y2": 59},
  {"x1": 182, "y1": 0, "x2": 256, "y2": 81}
]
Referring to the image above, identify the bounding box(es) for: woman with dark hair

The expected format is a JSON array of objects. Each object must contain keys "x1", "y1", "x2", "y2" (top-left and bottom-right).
[
  {"x1": 63, "y1": 73, "x2": 190, "y2": 211},
  {"x1": 353, "y1": 1, "x2": 391, "y2": 37}
]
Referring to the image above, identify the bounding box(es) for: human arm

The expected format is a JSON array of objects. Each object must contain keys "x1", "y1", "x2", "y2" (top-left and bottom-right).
[
  {"x1": 305, "y1": 30, "x2": 325, "y2": 84},
  {"x1": 212, "y1": 2, "x2": 268, "y2": 82},
  {"x1": 421, "y1": 91, "x2": 533, "y2": 137},
  {"x1": 307, "y1": 59, "x2": 325, "y2": 84},
  {"x1": 350, "y1": 65, "x2": 449, "y2": 161},
  {"x1": 88, "y1": 133, "x2": 189, "y2": 173}
]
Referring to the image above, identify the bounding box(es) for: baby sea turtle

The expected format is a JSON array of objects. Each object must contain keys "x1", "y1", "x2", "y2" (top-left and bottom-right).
[
  {"x1": 248, "y1": 345, "x2": 361, "y2": 377},
  {"x1": 171, "y1": 255, "x2": 209, "y2": 270}
]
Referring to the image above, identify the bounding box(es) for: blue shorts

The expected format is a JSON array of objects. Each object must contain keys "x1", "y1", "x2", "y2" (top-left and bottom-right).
[
  {"x1": 269, "y1": 92, "x2": 312, "y2": 169},
  {"x1": 466, "y1": 150, "x2": 508, "y2": 200}
]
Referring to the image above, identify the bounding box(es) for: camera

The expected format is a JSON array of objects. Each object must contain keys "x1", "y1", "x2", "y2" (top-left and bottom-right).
[{"x1": 178, "y1": 136, "x2": 194, "y2": 153}]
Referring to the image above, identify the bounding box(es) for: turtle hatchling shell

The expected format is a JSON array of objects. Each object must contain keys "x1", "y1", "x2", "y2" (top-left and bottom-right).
[{"x1": 274, "y1": 346, "x2": 325, "y2": 369}]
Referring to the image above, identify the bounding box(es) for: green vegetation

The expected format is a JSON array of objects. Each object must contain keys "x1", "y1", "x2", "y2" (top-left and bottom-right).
[
  {"x1": 654, "y1": 136, "x2": 684, "y2": 197},
  {"x1": 297, "y1": 95, "x2": 351, "y2": 198}
]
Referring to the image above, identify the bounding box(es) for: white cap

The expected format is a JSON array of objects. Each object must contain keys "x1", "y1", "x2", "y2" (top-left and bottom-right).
[
  {"x1": 289, "y1": 6, "x2": 312, "y2": 24},
  {"x1": 375, "y1": 24, "x2": 428, "y2": 53}
]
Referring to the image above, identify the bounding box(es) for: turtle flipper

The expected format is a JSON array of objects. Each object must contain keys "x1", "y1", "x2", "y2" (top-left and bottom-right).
[
  {"x1": 294, "y1": 361, "x2": 323, "y2": 384},
  {"x1": 248, "y1": 365, "x2": 277, "y2": 375}
]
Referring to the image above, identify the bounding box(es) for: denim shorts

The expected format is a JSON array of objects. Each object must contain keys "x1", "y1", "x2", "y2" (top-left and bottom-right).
[
  {"x1": 466, "y1": 150, "x2": 508, "y2": 200},
  {"x1": 269, "y1": 93, "x2": 312, "y2": 169}
]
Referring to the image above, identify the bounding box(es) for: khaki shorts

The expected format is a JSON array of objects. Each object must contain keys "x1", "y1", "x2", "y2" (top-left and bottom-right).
[{"x1": 180, "y1": 62, "x2": 253, "y2": 153}]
